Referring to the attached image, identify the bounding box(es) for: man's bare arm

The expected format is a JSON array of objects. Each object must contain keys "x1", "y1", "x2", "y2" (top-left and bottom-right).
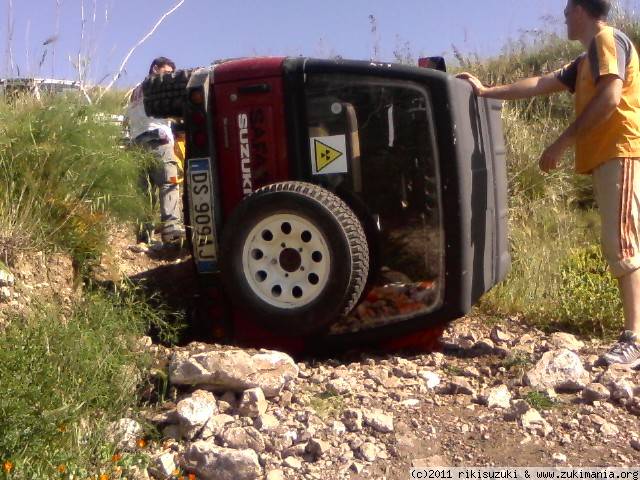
[
  {"x1": 456, "y1": 72, "x2": 568, "y2": 99},
  {"x1": 539, "y1": 74, "x2": 623, "y2": 172}
]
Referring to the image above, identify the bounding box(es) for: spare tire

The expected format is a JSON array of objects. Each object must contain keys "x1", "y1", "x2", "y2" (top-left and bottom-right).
[
  {"x1": 219, "y1": 181, "x2": 369, "y2": 336},
  {"x1": 142, "y1": 69, "x2": 192, "y2": 118}
]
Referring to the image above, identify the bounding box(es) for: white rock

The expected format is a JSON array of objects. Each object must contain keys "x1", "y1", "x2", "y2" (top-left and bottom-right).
[
  {"x1": 326, "y1": 378, "x2": 351, "y2": 395},
  {"x1": 412, "y1": 455, "x2": 448, "y2": 467},
  {"x1": 483, "y1": 385, "x2": 511, "y2": 409},
  {"x1": 427, "y1": 352, "x2": 445, "y2": 367},
  {"x1": 582, "y1": 383, "x2": 611, "y2": 403},
  {"x1": 219, "y1": 426, "x2": 265, "y2": 452},
  {"x1": 419, "y1": 370, "x2": 441, "y2": 389},
  {"x1": 363, "y1": 410, "x2": 394, "y2": 433},
  {"x1": 129, "y1": 466, "x2": 151, "y2": 480},
  {"x1": 238, "y1": 387, "x2": 267, "y2": 417},
  {"x1": 490, "y1": 326, "x2": 514, "y2": 344},
  {"x1": 0, "y1": 287, "x2": 11, "y2": 301},
  {"x1": 611, "y1": 380, "x2": 635, "y2": 401},
  {"x1": 549, "y1": 332, "x2": 585, "y2": 351},
  {"x1": 447, "y1": 376, "x2": 476, "y2": 395},
  {"x1": 283, "y1": 457, "x2": 302, "y2": 469},
  {"x1": 521, "y1": 409, "x2": 552, "y2": 436},
  {"x1": 265, "y1": 470, "x2": 285, "y2": 480},
  {"x1": 254, "y1": 413, "x2": 279, "y2": 431},
  {"x1": 0, "y1": 270, "x2": 15, "y2": 287},
  {"x1": 330, "y1": 420, "x2": 347, "y2": 435},
  {"x1": 181, "y1": 442, "x2": 262, "y2": 480},
  {"x1": 598, "y1": 422, "x2": 620, "y2": 437},
  {"x1": 148, "y1": 452, "x2": 176, "y2": 479},
  {"x1": 108, "y1": 418, "x2": 143, "y2": 451},
  {"x1": 552, "y1": 453, "x2": 567, "y2": 463},
  {"x1": 176, "y1": 390, "x2": 218, "y2": 441},
  {"x1": 358, "y1": 442, "x2": 377, "y2": 462},
  {"x1": 169, "y1": 348, "x2": 299, "y2": 398},
  {"x1": 283, "y1": 430, "x2": 298, "y2": 445},
  {"x1": 206, "y1": 413, "x2": 235, "y2": 435},
  {"x1": 525, "y1": 349, "x2": 590, "y2": 392}
]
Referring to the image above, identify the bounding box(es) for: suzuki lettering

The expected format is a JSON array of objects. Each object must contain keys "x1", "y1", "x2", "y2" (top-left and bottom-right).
[{"x1": 238, "y1": 113, "x2": 253, "y2": 196}]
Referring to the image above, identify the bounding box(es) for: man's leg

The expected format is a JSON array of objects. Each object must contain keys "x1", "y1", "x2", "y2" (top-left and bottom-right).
[
  {"x1": 594, "y1": 158, "x2": 640, "y2": 368},
  {"x1": 618, "y1": 269, "x2": 640, "y2": 334},
  {"x1": 151, "y1": 142, "x2": 184, "y2": 243}
]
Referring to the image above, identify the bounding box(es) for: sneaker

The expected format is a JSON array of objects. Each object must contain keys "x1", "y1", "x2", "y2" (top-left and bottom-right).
[
  {"x1": 161, "y1": 225, "x2": 186, "y2": 245},
  {"x1": 598, "y1": 330, "x2": 640, "y2": 369}
]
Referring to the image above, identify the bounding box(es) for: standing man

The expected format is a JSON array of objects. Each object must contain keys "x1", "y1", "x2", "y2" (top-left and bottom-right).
[
  {"x1": 127, "y1": 56, "x2": 185, "y2": 244},
  {"x1": 458, "y1": 0, "x2": 640, "y2": 368}
]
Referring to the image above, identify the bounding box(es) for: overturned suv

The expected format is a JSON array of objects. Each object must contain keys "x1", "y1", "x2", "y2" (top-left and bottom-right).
[{"x1": 143, "y1": 57, "x2": 510, "y2": 351}]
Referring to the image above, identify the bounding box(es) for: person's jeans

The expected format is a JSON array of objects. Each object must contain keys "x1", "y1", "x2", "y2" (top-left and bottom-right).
[{"x1": 134, "y1": 129, "x2": 183, "y2": 238}]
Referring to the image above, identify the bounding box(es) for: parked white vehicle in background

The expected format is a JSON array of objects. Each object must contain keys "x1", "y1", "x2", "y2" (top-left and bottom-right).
[{"x1": 0, "y1": 78, "x2": 81, "y2": 99}]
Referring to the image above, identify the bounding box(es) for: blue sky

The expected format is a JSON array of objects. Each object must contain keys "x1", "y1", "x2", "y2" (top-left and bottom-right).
[{"x1": 1, "y1": 0, "x2": 638, "y2": 87}]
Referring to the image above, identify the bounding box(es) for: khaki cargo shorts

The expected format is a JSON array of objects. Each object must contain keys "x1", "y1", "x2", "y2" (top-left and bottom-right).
[{"x1": 592, "y1": 158, "x2": 640, "y2": 278}]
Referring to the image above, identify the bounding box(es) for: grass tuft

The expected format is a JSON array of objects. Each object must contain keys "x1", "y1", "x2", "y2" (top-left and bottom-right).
[
  {"x1": 0, "y1": 287, "x2": 176, "y2": 479},
  {"x1": 525, "y1": 390, "x2": 557, "y2": 410},
  {"x1": 0, "y1": 92, "x2": 150, "y2": 266}
]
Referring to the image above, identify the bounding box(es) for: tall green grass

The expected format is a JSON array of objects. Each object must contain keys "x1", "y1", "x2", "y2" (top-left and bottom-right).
[
  {"x1": 0, "y1": 92, "x2": 149, "y2": 265},
  {"x1": 0, "y1": 91, "x2": 171, "y2": 477},
  {"x1": 0, "y1": 288, "x2": 178, "y2": 479}
]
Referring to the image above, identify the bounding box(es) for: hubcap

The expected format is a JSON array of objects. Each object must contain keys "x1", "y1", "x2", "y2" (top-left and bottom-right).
[{"x1": 242, "y1": 213, "x2": 330, "y2": 309}]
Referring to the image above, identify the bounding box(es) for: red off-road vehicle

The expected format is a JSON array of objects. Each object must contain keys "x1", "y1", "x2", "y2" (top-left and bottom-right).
[{"x1": 143, "y1": 57, "x2": 510, "y2": 353}]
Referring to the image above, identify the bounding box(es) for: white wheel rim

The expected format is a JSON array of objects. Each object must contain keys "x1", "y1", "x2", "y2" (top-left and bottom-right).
[{"x1": 241, "y1": 213, "x2": 331, "y2": 309}]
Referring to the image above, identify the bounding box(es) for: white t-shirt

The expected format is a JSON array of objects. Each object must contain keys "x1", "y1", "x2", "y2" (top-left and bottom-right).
[{"x1": 126, "y1": 84, "x2": 173, "y2": 142}]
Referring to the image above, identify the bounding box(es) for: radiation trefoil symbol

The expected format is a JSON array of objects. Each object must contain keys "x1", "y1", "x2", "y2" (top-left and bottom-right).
[{"x1": 314, "y1": 139, "x2": 344, "y2": 172}]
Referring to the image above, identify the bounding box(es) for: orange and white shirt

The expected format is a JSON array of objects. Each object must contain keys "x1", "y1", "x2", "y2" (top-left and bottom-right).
[{"x1": 555, "y1": 26, "x2": 640, "y2": 174}]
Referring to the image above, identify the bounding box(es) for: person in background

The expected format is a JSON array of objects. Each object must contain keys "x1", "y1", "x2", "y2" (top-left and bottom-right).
[
  {"x1": 126, "y1": 56, "x2": 185, "y2": 245},
  {"x1": 458, "y1": 0, "x2": 640, "y2": 368}
]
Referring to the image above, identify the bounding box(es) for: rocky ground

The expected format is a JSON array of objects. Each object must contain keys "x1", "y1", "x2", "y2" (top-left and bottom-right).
[
  {"x1": 122, "y1": 319, "x2": 639, "y2": 480},
  {"x1": 2, "y1": 228, "x2": 639, "y2": 480}
]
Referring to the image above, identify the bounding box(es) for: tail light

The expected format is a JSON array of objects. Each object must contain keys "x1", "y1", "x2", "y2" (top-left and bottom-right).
[{"x1": 418, "y1": 57, "x2": 447, "y2": 72}]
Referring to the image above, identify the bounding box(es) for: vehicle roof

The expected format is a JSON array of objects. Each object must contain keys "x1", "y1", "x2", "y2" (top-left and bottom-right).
[{"x1": 211, "y1": 56, "x2": 449, "y2": 84}]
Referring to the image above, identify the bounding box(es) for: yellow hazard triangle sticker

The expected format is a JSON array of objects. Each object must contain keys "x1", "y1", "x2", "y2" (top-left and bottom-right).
[{"x1": 314, "y1": 139, "x2": 343, "y2": 172}]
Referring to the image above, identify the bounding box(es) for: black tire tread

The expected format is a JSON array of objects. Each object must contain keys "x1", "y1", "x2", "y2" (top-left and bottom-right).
[
  {"x1": 255, "y1": 181, "x2": 369, "y2": 316},
  {"x1": 142, "y1": 69, "x2": 193, "y2": 118}
]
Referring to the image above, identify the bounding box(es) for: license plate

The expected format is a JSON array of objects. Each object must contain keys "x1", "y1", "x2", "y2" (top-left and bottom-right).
[{"x1": 187, "y1": 158, "x2": 218, "y2": 273}]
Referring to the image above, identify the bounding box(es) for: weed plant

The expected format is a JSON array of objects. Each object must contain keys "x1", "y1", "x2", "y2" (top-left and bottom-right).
[
  {"x1": 0, "y1": 287, "x2": 176, "y2": 479},
  {"x1": 0, "y1": 91, "x2": 150, "y2": 266},
  {"x1": 525, "y1": 390, "x2": 557, "y2": 411}
]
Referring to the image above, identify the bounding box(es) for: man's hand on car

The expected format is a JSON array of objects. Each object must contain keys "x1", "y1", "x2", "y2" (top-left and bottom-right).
[{"x1": 456, "y1": 72, "x2": 487, "y2": 96}]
